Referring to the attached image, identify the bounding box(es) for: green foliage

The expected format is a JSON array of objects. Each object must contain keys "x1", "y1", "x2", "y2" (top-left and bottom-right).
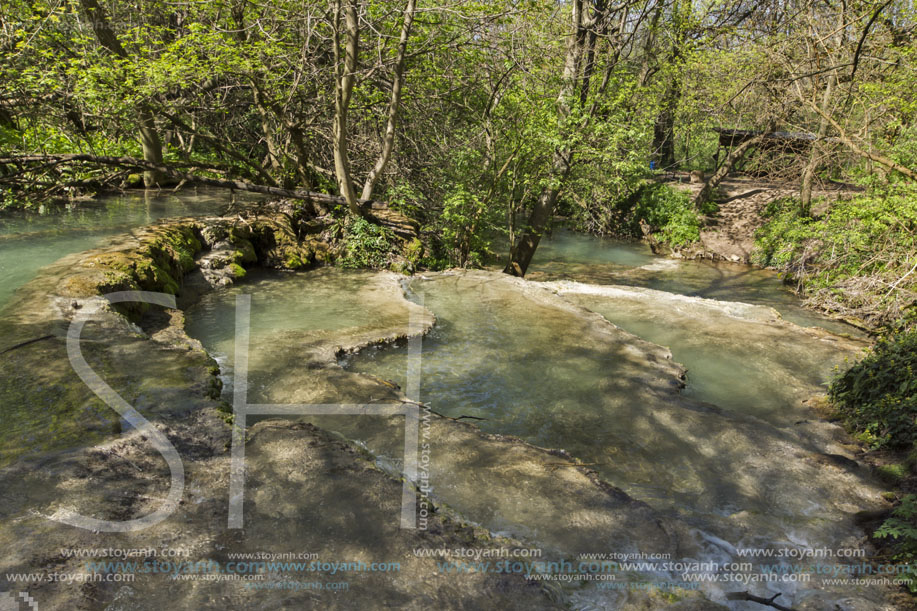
[
  {"x1": 336, "y1": 216, "x2": 397, "y2": 269},
  {"x1": 2, "y1": 0, "x2": 916, "y2": 286},
  {"x1": 878, "y1": 463, "x2": 908, "y2": 485},
  {"x1": 753, "y1": 185, "x2": 917, "y2": 327},
  {"x1": 568, "y1": 179, "x2": 704, "y2": 248},
  {"x1": 634, "y1": 183, "x2": 705, "y2": 247},
  {"x1": 441, "y1": 186, "x2": 503, "y2": 267},
  {"x1": 404, "y1": 238, "x2": 424, "y2": 266},
  {"x1": 874, "y1": 494, "x2": 917, "y2": 592},
  {"x1": 829, "y1": 328, "x2": 917, "y2": 449}
]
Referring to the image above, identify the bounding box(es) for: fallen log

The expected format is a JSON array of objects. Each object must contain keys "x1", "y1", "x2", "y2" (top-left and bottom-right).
[{"x1": 0, "y1": 153, "x2": 419, "y2": 238}]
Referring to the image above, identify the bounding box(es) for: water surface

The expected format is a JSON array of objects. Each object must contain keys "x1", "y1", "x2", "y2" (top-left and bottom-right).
[
  {"x1": 527, "y1": 229, "x2": 857, "y2": 335},
  {"x1": 0, "y1": 188, "x2": 260, "y2": 311}
]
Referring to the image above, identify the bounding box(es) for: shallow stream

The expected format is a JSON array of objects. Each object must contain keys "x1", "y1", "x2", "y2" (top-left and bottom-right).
[
  {"x1": 0, "y1": 189, "x2": 259, "y2": 312},
  {"x1": 183, "y1": 229, "x2": 881, "y2": 607},
  {"x1": 0, "y1": 198, "x2": 886, "y2": 608}
]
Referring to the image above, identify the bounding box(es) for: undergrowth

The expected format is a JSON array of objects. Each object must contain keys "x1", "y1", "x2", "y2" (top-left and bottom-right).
[
  {"x1": 753, "y1": 183, "x2": 917, "y2": 329},
  {"x1": 830, "y1": 327, "x2": 917, "y2": 449},
  {"x1": 829, "y1": 324, "x2": 917, "y2": 593},
  {"x1": 334, "y1": 215, "x2": 398, "y2": 269},
  {"x1": 570, "y1": 181, "x2": 711, "y2": 247}
]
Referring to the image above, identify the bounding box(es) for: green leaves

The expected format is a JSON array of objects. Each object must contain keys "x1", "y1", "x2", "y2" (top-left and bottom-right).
[
  {"x1": 633, "y1": 183, "x2": 702, "y2": 247},
  {"x1": 830, "y1": 328, "x2": 917, "y2": 449},
  {"x1": 752, "y1": 185, "x2": 917, "y2": 327},
  {"x1": 875, "y1": 494, "x2": 917, "y2": 592},
  {"x1": 441, "y1": 184, "x2": 503, "y2": 268},
  {"x1": 336, "y1": 215, "x2": 398, "y2": 269}
]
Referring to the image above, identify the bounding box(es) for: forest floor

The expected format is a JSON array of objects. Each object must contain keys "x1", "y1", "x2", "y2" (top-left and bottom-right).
[{"x1": 666, "y1": 172, "x2": 864, "y2": 263}]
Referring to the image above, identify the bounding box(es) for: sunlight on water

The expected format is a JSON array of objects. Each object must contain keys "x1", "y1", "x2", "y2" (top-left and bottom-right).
[
  {"x1": 527, "y1": 229, "x2": 860, "y2": 335},
  {"x1": 184, "y1": 268, "x2": 386, "y2": 396}
]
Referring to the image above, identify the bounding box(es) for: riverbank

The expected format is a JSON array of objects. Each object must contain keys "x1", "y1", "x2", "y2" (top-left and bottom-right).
[
  {"x1": 655, "y1": 174, "x2": 914, "y2": 333},
  {"x1": 659, "y1": 173, "x2": 860, "y2": 264}
]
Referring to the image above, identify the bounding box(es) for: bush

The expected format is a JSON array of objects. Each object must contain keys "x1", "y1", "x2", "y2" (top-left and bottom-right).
[
  {"x1": 568, "y1": 181, "x2": 706, "y2": 247},
  {"x1": 632, "y1": 182, "x2": 705, "y2": 247},
  {"x1": 829, "y1": 328, "x2": 917, "y2": 449},
  {"x1": 336, "y1": 216, "x2": 397, "y2": 269},
  {"x1": 874, "y1": 494, "x2": 917, "y2": 593},
  {"x1": 441, "y1": 186, "x2": 503, "y2": 267}
]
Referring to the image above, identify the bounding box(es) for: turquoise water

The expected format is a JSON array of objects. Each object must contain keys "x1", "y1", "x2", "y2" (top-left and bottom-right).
[
  {"x1": 184, "y1": 268, "x2": 385, "y2": 397},
  {"x1": 0, "y1": 189, "x2": 260, "y2": 311},
  {"x1": 527, "y1": 229, "x2": 858, "y2": 334}
]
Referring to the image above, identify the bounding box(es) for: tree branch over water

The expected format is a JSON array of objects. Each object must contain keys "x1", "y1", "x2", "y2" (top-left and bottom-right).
[{"x1": 0, "y1": 154, "x2": 420, "y2": 237}]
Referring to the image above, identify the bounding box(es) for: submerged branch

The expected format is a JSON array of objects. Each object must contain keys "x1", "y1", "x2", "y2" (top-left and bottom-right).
[
  {"x1": 400, "y1": 399, "x2": 487, "y2": 422},
  {"x1": 726, "y1": 591, "x2": 796, "y2": 611}
]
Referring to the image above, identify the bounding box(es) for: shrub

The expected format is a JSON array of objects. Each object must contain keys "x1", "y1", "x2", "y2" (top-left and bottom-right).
[
  {"x1": 874, "y1": 494, "x2": 917, "y2": 593},
  {"x1": 336, "y1": 215, "x2": 397, "y2": 269},
  {"x1": 441, "y1": 186, "x2": 497, "y2": 267},
  {"x1": 753, "y1": 185, "x2": 917, "y2": 328},
  {"x1": 632, "y1": 182, "x2": 706, "y2": 247},
  {"x1": 829, "y1": 328, "x2": 917, "y2": 449}
]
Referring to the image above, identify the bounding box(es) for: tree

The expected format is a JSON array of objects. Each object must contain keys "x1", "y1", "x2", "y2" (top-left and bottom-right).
[
  {"x1": 331, "y1": 0, "x2": 362, "y2": 214},
  {"x1": 78, "y1": 0, "x2": 165, "y2": 187},
  {"x1": 505, "y1": 0, "x2": 646, "y2": 276}
]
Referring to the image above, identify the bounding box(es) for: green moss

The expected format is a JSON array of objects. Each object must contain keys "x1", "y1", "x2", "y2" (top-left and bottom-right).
[
  {"x1": 389, "y1": 258, "x2": 413, "y2": 275},
  {"x1": 78, "y1": 223, "x2": 207, "y2": 306},
  {"x1": 405, "y1": 238, "x2": 424, "y2": 265},
  {"x1": 229, "y1": 262, "x2": 247, "y2": 278},
  {"x1": 878, "y1": 464, "x2": 907, "y2": 485},
  {"x1": 228, "y1": 235, "x2": 257, "y2": 264},
  {"x1": 207, "y1": 375, "x2": 223, "y2": 400}
]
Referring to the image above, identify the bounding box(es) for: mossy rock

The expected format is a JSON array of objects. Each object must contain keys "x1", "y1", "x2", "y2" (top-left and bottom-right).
[
  {"x1": 312, "y1": 241, "x2": 332, "y2": 264},
  {"x1": 142, "y1": 225, "x2": 203, "y2": 273},
  {"x1": 285, "y1": 252, "x2": 305, "y2": 269},
  {"x1": 229, "y1": 263, "x2": 247, "y2": 279},
  {"x1": 230, "y1": 238, "x2": 258, "y2": 264},
  {"x1": 405, "y1": 238, "x2": 424, "y2": 265},
  {"x1": 200, "y1": 223, "x2": 230, "y2": 246}
]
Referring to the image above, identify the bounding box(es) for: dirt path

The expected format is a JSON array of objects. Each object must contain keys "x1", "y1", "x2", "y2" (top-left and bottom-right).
[{"x1": 667, "y1": 173, "x2": 861, "y2": 263}]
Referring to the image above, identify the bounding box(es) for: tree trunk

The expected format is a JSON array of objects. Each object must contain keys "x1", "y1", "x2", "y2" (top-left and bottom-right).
[
  {"x1": 332, "y1": 0, "x2": 362, "y2": 215},
  {"x1": 361, "y1": 0, "x2": 416, "y2": 200},
  {"x1": 137, "y1": 110, "x2": 164, "y2": 187},
  {"x1": 799, "y1": 56, "x2": 837, "y2": 215},
  {"x1": 652, "y1": 105, "x2": 676, "y2": 169},
  {"x1": 504, "y1": 0, "x2": 592, "y2": 277},
  {"x1": 503, "y1": 181, "x2": 563, "y2": 277},
  {"x1": 693, "y1": 127, "x2": 772, "y2": 208},
  {"x1": 78, "y1": 0, "x2": 166, "y2": 188}
]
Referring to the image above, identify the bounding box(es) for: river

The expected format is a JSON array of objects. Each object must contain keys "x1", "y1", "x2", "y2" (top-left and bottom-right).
[{"x1": 0, "y1": 195, "x2": 888, "y2": 609}]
